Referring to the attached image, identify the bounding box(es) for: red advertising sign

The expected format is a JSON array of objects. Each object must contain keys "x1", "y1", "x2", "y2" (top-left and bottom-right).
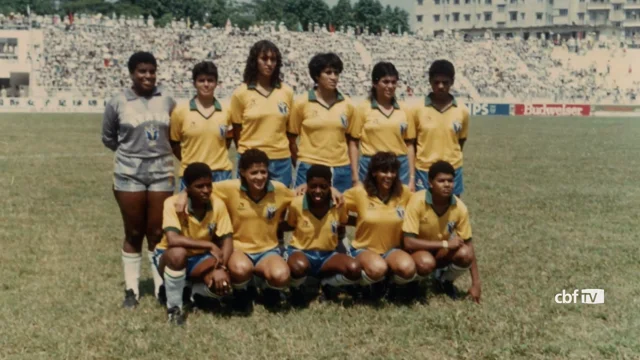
[{"x1": 514, "y1": 104, "x2": 591, "y2": 117}]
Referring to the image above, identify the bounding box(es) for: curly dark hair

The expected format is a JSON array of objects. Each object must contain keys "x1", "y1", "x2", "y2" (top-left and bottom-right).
[
  {"x1": 242, "y1": 40, "x2": 283, "y2": 87},
  {"x1": 363, "y1": 152, "x2": 403, "y2": 199},
  {"x1": 369, "y1": 61, "x2": 399, "y2": 101},
  {"x1": 127, "y1": 51, "x2": 157, "y2": 74},
  {"x1": 308, "y1": 52, "x2": 343, "y2": 83}
]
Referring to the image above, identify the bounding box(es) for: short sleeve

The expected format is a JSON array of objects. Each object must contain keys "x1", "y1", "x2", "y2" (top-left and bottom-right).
[
  {"x1": 403, "y1": 105, "x2": 417, "y2": 140},
  {"x1": 169, "y1": 105, "x2": 183, "y2": 142},
  {"x1": 346, "y1": 101, "x2": 355, "y2": 137},
  {"x1": 212, "y1": 180, "x2": 231, "y2": 205},
  {"x1": 459, "y1": 105, "x2": 470, "y2": 140},
  {"x1": 343, "y1": 187, "x2": 359, "y2": 214},
  {"x1": 162, "y1": 197, "x2": 182, "y2": 234},
  {"x1": 456, "y1": 203, "x2": 472, "y2": 240},
  {"x1": 402, "y1": 192, "x2": 423, "y2": 236},
  {"x1": 287, "y1": 97, "x2": 305, "y2": 135},
  {"x1": 229, "y1": 88, "x2": 244, "y2": 125},
  {"x1": 286, "y1": 201, "x2": 299, "y2": 228},
  {"x1": 350, "y1": 103, "x2": 366, "y2": 139},
  {"x1": 213, "y1": 197, "x2": 233, "y2": 238}
]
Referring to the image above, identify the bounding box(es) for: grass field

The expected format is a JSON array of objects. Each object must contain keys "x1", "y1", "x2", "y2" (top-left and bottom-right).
[{"x1": 1, "y1": 113, "x2": 639, "y2": 359}]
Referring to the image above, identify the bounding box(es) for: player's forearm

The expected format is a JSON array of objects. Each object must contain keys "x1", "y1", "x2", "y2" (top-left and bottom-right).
[
  {"x1": 468, "y1": 243, "x2": 480, "y2": 286},
  {"x1": 287, "y1": 135, "x2": 298, "y2": 164},
  {"x1": 170, "y1": 141, "x2": 182, "y2": 160},
  {"x1": 348, "y1": 138, "x2": 360, "y2": 182},
  {"x1": 167, "y1": 233, "x2": 216, "y2": 250},
  {"x1": 405, "y1": 141, "x2": 416, "y2": 180},
  {"x1": 220, "y1": 236, "x2": 233, "y2": 266},
  {"x1": 403, "y1": 236, "x2": 447, "y2": 252},
  {"x1": 232, "y1": 124, "x2": 242, "y2": 149}
]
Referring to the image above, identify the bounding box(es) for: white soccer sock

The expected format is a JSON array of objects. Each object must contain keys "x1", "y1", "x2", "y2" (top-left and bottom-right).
[
  {"x1": 191, "y1": 283, "x2": 222, "y2": 299},
  {"x1": 359, "y1": 270, "x2": 382, "y2": 286},
  {"x1": 122, "y1": 250, "x2": 142, "y2": 299},
  {"x1": 147, "y1": 250, "x2": 163, "y2": 297},
  {"x1": 290, "y1": 276, "x2": 307, "y2": 288},
  {"x1": 164, "y1": 268, "x2": 186, "y2": 309},
  {"x1": 440, "y1": 264, "x2": 470, "y2": 283},
  {"x1": 321, "y1": 274, "x2": 357, "y2": 287},
  {"x1": 392, "y1": 273, "x2": 417, "y2": 285}
]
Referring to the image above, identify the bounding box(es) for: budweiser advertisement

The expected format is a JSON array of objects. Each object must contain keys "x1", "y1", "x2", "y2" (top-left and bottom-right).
[{"x1": 514, "y1": 104, "x2": 591, "y2": 117}]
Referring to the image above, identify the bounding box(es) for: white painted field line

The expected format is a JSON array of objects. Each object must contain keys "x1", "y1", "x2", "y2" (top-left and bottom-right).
[{"x1": 0, "y1": 152, "x2": 111, "y2": 160}]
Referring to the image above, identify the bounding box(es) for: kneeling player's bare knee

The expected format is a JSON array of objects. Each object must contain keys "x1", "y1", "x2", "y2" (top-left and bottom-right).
[
  {"x1": 392, "y1": 259, "x2": 416, "y2": 279},
  {"x1": 146, "y1": 228, "x2": 163, "y2": 242},
  {"x1": 345, "y1": 260, "x2": 362, "y2": 280},
  {"x1": 364, "y1": 259, "x2": 388, "y2": 281},
  {"x1": 266, "y1": 265, "x2": 290, "y2": 287},
  {"x1": 164, "y1": 247, "x2": 188, "y2": 269},
  {"x1": 287, "y1": 256, "x2": 309, "y2": 279},
  {"x1": 414, "y1": 253, "x2": 436, "y2": 276},
  {"x1": 453, "y1": 245, "x2": 474, "y2": 267},
  {"x1": 229, "y1": 259, "x2": 253, "y2": 282}
]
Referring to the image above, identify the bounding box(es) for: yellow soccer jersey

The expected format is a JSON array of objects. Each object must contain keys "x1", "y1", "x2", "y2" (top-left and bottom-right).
[
  {"x1": 413, "y1": 94, "x2": 469, "y2": 170},
  {"x1": 212, "y1": 179, "x2": 294, "y2": 254},
  {"x1": 287, "y1": 90, "x2": 355, "y2": 167},
  {"x1": 350, "y1": 98, "x2": 415, "y2": 157},
  {"x1": 402, "y1": 189, "x2": 472, "y2": 242},
  {"x1": 287, "y1": 195, "x2": 349, "y2": 251},
  {"x1": 343, "y1": 184, "x2": 412, "y2": 254},
  {"x1": 158, "y1": 194, "x2": 233, "y2": 256},
  {"x1": 170, "y1": 98, "x2": 232, "y2": 175},
  {"x1": 229, "y1": 83, "x2": 293, "y2": 160}
]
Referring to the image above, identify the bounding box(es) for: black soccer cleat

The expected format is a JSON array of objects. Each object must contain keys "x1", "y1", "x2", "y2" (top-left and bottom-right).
[
  {"x1": 232, "y1": 289, "x2": 254, "y2": 314},
  {"x1": 262, "y1": 288, "x2": 284, "y2": 309},
  {"x1": 441, "y1": 280, "x2": 458, "y2": 300},
  {"x1": 157, "y1": 285, "x2": 167, "y2": 306},
  {"x1": 122, "y1": 289, "x2": 138, "y2": 309},
  {"x1": 320, "y1": 284, "x2": 340, "y2": 302},
  {"x1": 167, "y1": 306, "x2": 186, "y2": 326},
  {"x1": 290, "y1": 286, "x2": 307, "y2": 307}
]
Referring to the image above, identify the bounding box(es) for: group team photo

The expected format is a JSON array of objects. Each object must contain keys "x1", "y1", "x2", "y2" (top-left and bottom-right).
[{"x1": 102, "y1": 39, "x2": 480, "y2": 325}]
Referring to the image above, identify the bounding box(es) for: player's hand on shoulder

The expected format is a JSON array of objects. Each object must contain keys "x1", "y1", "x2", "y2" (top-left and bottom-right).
[
  {"x1": 175, "y1": 191, "x2": 189, "y2": 215},
  {"x1": 295, "y1": 183, "x2": 307, "y2": 196},
  {"x1": 330, "y1": 187, "x2": 344, "y2": 208}
]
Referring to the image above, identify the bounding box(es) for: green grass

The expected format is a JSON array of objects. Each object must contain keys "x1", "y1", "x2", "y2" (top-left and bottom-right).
[{"x1": 1, "y1": 114, "x2": 639, "y2": 359}]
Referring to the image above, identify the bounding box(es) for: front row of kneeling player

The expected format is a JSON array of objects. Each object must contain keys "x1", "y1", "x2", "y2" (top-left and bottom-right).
[{"x1": 154, "y1": 149, "x2": 480, "y2": 325}]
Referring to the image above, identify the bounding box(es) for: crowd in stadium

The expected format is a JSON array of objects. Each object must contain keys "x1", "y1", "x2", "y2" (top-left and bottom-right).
[{"x1": 0, "y1": 12, "x2": 630, "y2": 103}]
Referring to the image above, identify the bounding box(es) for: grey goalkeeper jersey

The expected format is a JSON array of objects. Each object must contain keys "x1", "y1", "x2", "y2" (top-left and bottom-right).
[{"x1": 101, "y1": 86, "x2": 175, "y2": 159}]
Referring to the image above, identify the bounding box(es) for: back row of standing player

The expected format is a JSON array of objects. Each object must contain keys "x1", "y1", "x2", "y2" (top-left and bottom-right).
[{"x1": 101, "y1": 40, "x2": 474, "y2": 312}]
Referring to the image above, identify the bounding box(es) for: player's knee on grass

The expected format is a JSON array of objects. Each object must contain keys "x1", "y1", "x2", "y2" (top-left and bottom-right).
[
  {"x1": 361, "y1": 256, "x2": 388, "y2": 282},
  {"x1": 452, "y1": 244, "x2": 474, "y2": 268},
  {"x1": 163, "y1": 247, "x2": 188, "y2": 270},
  {"x1": 265, "y1": 263, "x2": 290, "y2": 288},
  {"x1": 287, "y1": 252, "x2": 310, "y2": 279},
  {"x1": 229, "y1": 256, "x2": 254, "y2": 284},
  {"x1": 344, "y1": 258, "x2": 362, "y2": 281},
  {"x1": 413, "y1": 251, "x2": 436, "y2": 276}
]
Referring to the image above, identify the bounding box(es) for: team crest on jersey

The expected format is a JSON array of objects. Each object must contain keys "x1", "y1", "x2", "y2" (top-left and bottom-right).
[
  {"x1": 452, "y1": 122, "x2": 462, "y2": 134},
  {"x1": 368, "y1": 202, "x2": 375, "y2": 209},
  {"x1": 219, "y1": 125, "x2": 227, "y2": 139},
  {"x1": 331, "y1": 220, "x2": 338, "y2": 235},
  {"x1": 400, "y1": 122, "x2": 408, "y2": 134},
  {"x1": 278, "y1": 101, "x2": 289, "y2": 115},
  {"x1": 447, "y1": 221, "x2": 456, "y2": 234},
  {"x1": 396, "y1": 206, "x2": 405, "y2": 219},
  {"x1": 145, "y1": 125, "x2": 159, "y2": 146},
  {"x1": 265, "y1": 205, "x2": 277, "y2": 220},
  {"x1": 340, "y1": 113, "x2": 348, "y2": 128},
  {"x1": 208, "y1": 222, "x2": 217, "y2": 237}
]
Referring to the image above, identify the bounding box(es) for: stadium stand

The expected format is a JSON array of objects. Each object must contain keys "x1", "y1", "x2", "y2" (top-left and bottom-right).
[{"x1": 1, "y1": 13, "x2": 639, "y2": 103}]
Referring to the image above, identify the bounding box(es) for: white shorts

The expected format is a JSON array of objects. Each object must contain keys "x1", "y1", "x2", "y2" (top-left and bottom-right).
[{"x1": 113, "y1": 153, "x2": 175, "y2": 192}]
